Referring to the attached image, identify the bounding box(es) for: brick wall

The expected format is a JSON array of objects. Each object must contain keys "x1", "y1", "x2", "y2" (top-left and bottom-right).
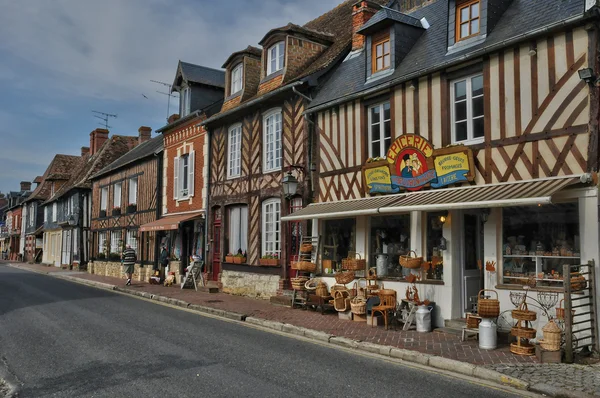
[
  {"x1": 352, "y1": 1, "x2": 377, "y2": 50},
  {"x1": 257, "y1": 74, "x2": 284, "y2": 96},
  {"x1": 243, "y1": 56, "x2": 261, "y2": 101},
  {"x1": 284, "y1": 37, "x2": 327, "y2": 80}
]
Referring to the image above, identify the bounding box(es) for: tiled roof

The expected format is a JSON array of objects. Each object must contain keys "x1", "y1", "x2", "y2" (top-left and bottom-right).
[
  {"x1": 308, "y1": 0, "x2": 586, "y2": 110},
  {"x1": 92, "y1": 135, "x2": 163, "y2": 179},
  {"x1": 176, "y1": 61, "x2": 225, "y2": 89},
  {"x1": 356, "y1": 7, "x2": 423, "y2": 34},
  {"x1": 25, "y1": 154, "x2": 81, "y2": 202},
  {"x1": 258, "y1": 23, "x2": 334, "y2": 46},
  {"x1": 222, "y1": 46, "x2": 262, "y2": 68}
]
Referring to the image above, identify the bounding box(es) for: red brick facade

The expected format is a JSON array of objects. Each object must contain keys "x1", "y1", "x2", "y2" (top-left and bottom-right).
[
  {"x1": 257, "y1": 74, "x2": 284, "y2": 96},
  {"x1": 351, "y1": 1, "x2": 377, "y2": 50}
]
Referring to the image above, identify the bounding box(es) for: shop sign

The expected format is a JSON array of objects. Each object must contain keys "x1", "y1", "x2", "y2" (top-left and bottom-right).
[{"x1": 362, "y1": 134, "x2": 474, "y2": 194}]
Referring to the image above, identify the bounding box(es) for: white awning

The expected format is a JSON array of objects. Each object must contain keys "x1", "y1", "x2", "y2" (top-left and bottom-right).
[{"x1": 281, "y1": 175, "x2": 585, "y2": 221}]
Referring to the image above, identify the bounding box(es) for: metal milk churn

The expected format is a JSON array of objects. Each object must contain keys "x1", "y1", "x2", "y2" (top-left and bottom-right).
[
  {"x1": 478, "y1": 318, "x2": 497, "y2": 349},
  {"x1": 375, "y1": 253, "x2": 389, "y2": 277},
  {"x1": 416, "y1": 305, "x2": 432, "y2": 332}
]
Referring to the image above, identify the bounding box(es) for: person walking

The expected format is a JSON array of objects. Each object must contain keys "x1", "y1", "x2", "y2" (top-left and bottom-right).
[
  {"x1": 121, "y1": 244, "x2": 137, "y2": 286},
  {"x1": 159, "y1": 245, "x2": 169, "y2": 275}
]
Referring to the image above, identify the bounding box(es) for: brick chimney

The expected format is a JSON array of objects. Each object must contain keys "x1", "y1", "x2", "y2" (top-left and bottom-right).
[
  {"x1": 89, "y1": 128, "x2": 109, "y2": 155},
  {"x1": 81, "y1": 146, "x2": 90, "y2": 157},
  {"x1": 20, "y1": 181, "x2": 31, "y2": 191},
  {"x1": 352, "y1": 1, "x2": 379, "y2": 51},
  {"x1": 138, "y1": 126, "x2": 152, "y2": 145},
  {"x1": 168, "y1": 114, "x2": 180, "y2": 124}
]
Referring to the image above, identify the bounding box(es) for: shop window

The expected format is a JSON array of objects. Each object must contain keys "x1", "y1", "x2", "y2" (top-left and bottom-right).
[
  {"x1": 425, "y1": 212, "x2": 446, "y2": 280},
  {"x1": 228, "y1": 205, "x2": 248, "y2": 254},
  {"x1": 369, "y1": 215, "x2": 410, "y2": 279},
  {"x1": 451, "y1": 74, "x2": 484, "y2": 145},
  {"x1": 126, "y1": 230, "x2": 138, "y2": 254},
  {"x1": 368, "y1": 102, "x2": 391, "y2": 158},
  {"x1": 322, "y1": 218, "x2": 356, "y2": 272},
  {"x1": 501, "y1": 203, "x2": 580, "y2": 288},
  {"x1": 262, "y1": 199, "x2": 281, "y2": 256}
]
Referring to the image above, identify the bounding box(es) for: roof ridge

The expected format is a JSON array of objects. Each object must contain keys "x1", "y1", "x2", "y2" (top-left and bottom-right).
[{"x1": 180, "y1": 60, "x2": 225, "y2": 74}]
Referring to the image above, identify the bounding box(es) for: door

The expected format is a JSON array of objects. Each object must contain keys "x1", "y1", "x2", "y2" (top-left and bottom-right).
[
  {"x1": 462, "y1": 213, "x2": 483, "y2": 313},
  {"x1": 62, "y1": 230, "x2": 72, "y2": 266},
  {"x1": 211, "y1": 210, "x2": 221, "y2": 281}
]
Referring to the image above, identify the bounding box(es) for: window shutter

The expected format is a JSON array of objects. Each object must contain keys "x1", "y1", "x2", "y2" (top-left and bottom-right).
[
  {"x1": 188, "y1": 150, "x2": 195, "y2": 197},
  {"x1": 173, "y1": 157, "x2": 180, "y2": 200}
]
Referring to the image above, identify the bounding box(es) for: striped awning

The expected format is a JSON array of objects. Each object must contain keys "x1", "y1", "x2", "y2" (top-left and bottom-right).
[{"x1": 282, "y1": 175, "x2": 585, "y2": 221}]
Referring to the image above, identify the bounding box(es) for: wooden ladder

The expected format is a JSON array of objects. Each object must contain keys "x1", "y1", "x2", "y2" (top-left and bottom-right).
[{"x1": 291, "y1": 235, "x2": 321, "y2": 309}]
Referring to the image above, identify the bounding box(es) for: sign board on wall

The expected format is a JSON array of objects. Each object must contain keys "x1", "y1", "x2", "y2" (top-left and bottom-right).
[{"x1": 363, "y1": 134, "x2": 475, "y2": 194}]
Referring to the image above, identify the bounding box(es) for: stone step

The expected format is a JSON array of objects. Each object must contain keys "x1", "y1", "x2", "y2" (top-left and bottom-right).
[
  {"x1": 197, "y1": 285, "x2": 219, "y2": 293},
  {"x1": 444, "y1": 318, "x2": 467, "y2": 328}
]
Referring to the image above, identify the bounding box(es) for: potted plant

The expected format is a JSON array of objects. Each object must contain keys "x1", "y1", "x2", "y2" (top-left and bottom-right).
[
  {"x1": 259, "y1": 253, "x2": 279, "y2": 266},
  {"x1": 97, "y1": 252, "x2": 106, "y2": 260},
  {"x1": 112, "y1": 206, "x2": 121, "y2": 216},
  {"x1": 108, "y1": 252, "x2": 121, "y2": 262},
  {"x1": 233, "y1": 253, "x2": 246, "y2": 264},
  {"x1": 126, "y1": 203, "x2": 137, "y2": 214},
  {"x1": 225, "y1": 253, "x2": 235, "y2": 263},
  {"x1": 99, "y1": 209, "x2": 107, "y2": 218}
]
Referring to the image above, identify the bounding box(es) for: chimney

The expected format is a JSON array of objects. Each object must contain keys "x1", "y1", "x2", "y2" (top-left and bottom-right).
[
  {"x1": 168, "y1": 114, "x2": 180, "y2": 124},
  {"x1": 20, "y1": 181, "x2": 32, "y2": 192},
  {"x1": 89, "y1": 128, "x2": 109, "y2": 155},
  {"x1": 352, "y1": 1, "x2": 379, "y2": 51},
  {"x1": 138, "y1": 126, "x2": 152, "y2": 145},
  {"x1": 81, "y1": 146, "x2": 90, "y2": 157}
]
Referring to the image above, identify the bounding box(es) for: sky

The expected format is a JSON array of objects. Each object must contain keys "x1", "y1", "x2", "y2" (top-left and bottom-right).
[{"x1": 0, "y1": 0, "x2": 344, "y2": 194}]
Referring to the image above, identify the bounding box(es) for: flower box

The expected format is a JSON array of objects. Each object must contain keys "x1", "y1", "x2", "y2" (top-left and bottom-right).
[
  {"x1": 99, "y1": 210, "x2": 107, "y2": 218},
  {"x1": 126, "y1": 204, "x2": 137, "y2": 214},
  {"x1": 233, "y1": 256, "x2": 246, "y2": 264},
  {"x1": 225, "y1": 255, "x2": 235, "y2": 263},
  {"x1": 259, "y1": 258, "x2": 279, "y2": 266},
  {"x1": 112, "y1": 208, "x2": 121, "y2": 216}
]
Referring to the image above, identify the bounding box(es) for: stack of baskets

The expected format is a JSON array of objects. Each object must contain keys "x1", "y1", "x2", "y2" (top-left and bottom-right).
[
  {"x1": 342, "y1": 252, "x2": 367, "y2": 271},
  {"x1": 399, "y1": 250, "x2": 423, "y2": 269},
  {"x1": 510, "y1": 302, "x2": 537, "y2": 356},
  {"x1": 477, "y1": 289, "x2": 500, "y2": 318},
  {"x1": 291, "y1": 276, "x2": 309, "y2": 291},
  {"x1": 539, "y1": 320, "x2": 562, "y2": 351}
]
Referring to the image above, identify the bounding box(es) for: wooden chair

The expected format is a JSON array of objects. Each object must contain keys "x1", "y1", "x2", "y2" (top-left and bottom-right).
[{"x1": 371, "y1": 289, "x2": 397, "y2": 330}]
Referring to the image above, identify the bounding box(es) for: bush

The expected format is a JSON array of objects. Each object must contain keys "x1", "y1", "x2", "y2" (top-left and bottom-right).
[
  {"x1": 97, "y1": 253, "x2": 106, "y2": 260},
  {"x1": 108, "y1": 252, "x2": 121, "y2": 262}
]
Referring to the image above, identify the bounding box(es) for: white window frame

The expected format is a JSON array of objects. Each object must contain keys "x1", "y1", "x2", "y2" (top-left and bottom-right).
[
  {"x1": 52, "y1": 203, "x2": 57, "y2": 223},
  {"x1": 228, "y1": 205, "x2": 248, "y2": 254},
  {"x1": 113, "y1": 182, "x2": 122, "y2": 209},
  {"x1": 110, "y1": 230, "x2": 122, "y2": 254},
  {"x1": 230, "y1": 63, "x2": 243, "y2": 95},
  {"x1": 98, "y1": 231, "x2": 107, "y2": 255},
  {"x1": 175, "y1": 151, "x2": 195, "y2": 200},
  {"x1": 68, "y1": 195, "x2": 74, "y2": 216},
  {"x1": 126, "y1": 229, "x2": 138, "y2": 254},
  {"x1": 450, "y1": 73, "x2": 484, "y2": 145},
  {"x1": 263, "y1": 108, "x2": 282, "y2": 172},
  {"x1": 227, "y1": 124, "x2": 242, "y2": 179},
  {"x1": 100, "y1": 187, "x2": 108, "y2": 211},
  {"x1": 128, "y1": 177, "x2": 138, "y2": 205},
  {"x1": 367, "y1": 102, "x2": 392, "y2": 158},
  {"x1": 44, "y1": 206, "x2": 48, "y2": 223},
  {"x1": 267, "y1": 41, "x2": 285, "y2": 75},
  {"x1": 261, "y1": 198, "x2": 281, "y2": 257},
  {"x1": 180, "y1": 86, "x2": 191, "y2": 117}
]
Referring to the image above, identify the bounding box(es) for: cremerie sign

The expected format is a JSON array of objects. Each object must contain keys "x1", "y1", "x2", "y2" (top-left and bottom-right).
[{"x1": 363, "y1": 134, "x2": 475, "y2": 194}]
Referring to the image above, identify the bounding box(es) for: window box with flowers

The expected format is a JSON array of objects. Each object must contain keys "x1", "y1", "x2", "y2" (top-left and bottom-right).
[
  {"x1": 112, "y1": 207, "x2": 121, "y2": 216},
  {"x1": 233, "y1": 253, "x2": 246, "y2": 264},
  {"x1": 126, "y1": 203, "x2": 137, "y2": 214},
  {"x1": 259, "y1": 253, "x2": 279, "y2": 266},
  {"x1": 225, "y1": 254, "x2": 235, "y2": 263},
  {"x1": 99, "y1": 210, "x2": 107, "y2": 218}
]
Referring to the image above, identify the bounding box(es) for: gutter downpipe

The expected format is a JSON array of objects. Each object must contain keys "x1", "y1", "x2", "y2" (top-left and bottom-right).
[
  {"x1": 204, "y1": 127, "x2": 212, "y2": 276},
  {"x1": 154, "y1": 149, "x2": 163, "y2": 269},
  {"x1": 303, "y1": 14, "x2": 589, "y2": 115}
]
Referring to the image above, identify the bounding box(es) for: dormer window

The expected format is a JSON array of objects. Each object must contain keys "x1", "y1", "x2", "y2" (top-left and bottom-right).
[
  {"x1": 456, "y1": 0, "x2": 480, "y2": 41},
  {"x1": 371, "y1": 32, "x2": 390, "y2": 74},
  {"x1": 180, "y1": 86, "x2": 191, "y2": 117},
  {"x1": 231, "y1": 63, "x2": 243, "y2": 95},
  {"x1": 267, "y1": 41, "x2": 285, "y2": 75}
]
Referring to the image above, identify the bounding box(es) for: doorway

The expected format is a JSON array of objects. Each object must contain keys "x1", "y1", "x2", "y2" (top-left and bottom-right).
[
  {"x1": 62, "y1": 230, "x2": 72, "y2": 266},
  {"x1": 211, "y1": 209, "x2": 221, "y2": 281},
  {"x1": 462, "y1": 212, "x2": 483, "y2": 314}
]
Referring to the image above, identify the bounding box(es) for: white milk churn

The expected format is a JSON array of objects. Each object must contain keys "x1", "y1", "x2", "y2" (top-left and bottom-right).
[
  {"x1": 416, "y1": 305, "x2": 432, "y2": 332},
  {"x1": 479, "y1": 318, "x2": 497, "y2": 349},
  {"x1": 375, "y1": 253, "x2": 389, "y2": 277}
]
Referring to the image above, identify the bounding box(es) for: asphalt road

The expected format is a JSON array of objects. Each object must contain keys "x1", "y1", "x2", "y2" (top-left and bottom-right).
[{"x1": 0, "y1": 265, "x2": 523, "y2": 398}]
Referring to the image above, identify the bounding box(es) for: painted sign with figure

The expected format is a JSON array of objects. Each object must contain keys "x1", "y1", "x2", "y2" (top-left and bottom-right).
[{"x1": 362, "y1": 134, "x2": 474, "y2": 194}]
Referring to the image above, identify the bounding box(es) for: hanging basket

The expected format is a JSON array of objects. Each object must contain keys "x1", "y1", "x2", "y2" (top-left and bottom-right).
[
  {"x1": 512, "y1": 302, "x2": 537, "y2": 322},
  {"x1": 293, "y1": 261, "x2": 317, "y2": 273},
  {"x1": 334, "y1": 270, "x2": 355, "y2": 285},
  {"x1": 333, "y1": 290, "x2": 351, "y2": 311},
  {"x1": 342, "y1": 252, "x2": 367, "y2": 271},
  {"x1": 477, "y1": 289, "x2": 500, "y2": 318},
  {"x1": 300, "y1": 243, "x2": 313, "y2": 254},
  {"x1": 315, "y1": 282, "x2": 329, "y2": 297},
  {"x1": 399, "y1": 250, "x2": 423, "y2": 269},
  {"x1": 555, "y1": 299, "x2": 575, "y2": 321},
  {"x1": 540, "y1": 320, "x2": 562, "y2": 351},
  {"x1": 291, "y1": 277, "x2": 309, "y2": 291},
  {"x1": 570, "y1": 272, "x2": 586, "y2": 291},
  {"x1": 350, "y1": 297, "x2": 367, "y2": 315}
]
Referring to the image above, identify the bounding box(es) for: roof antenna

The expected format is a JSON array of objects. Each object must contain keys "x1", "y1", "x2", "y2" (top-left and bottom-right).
[
  {"x1": 151, "y1": 80, "x2": 178, "y2": 122},
  {"x1": 91, "y1": 110, "x2": 117, "y2": 130}
]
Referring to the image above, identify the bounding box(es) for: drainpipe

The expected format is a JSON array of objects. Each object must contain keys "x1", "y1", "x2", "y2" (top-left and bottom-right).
[
  {"x1": 204, "y1": 127, "x2": 212, "y2": 277},
  {"x1": 154, "y1": 150, "x2": 163, "y2": 269}
]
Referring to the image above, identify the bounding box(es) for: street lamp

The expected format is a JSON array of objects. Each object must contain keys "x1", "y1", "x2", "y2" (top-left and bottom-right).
[
  {"x1": 578, "y1": 68, "x2": 598, "y2": 85},
  {"x1": 68, "y1": 215, "x2": 77, "y2": 227},
  {"x1": 282, "y1": 171, "x2": 299, "y2": 199}
]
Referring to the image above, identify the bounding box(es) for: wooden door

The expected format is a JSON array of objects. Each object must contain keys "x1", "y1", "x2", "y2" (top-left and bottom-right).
[
  {"x1": 462, "y1": 213, "x2": 483, "y2": 313},
  {"x1": 212, "y1": 217, "x2": 221, "y2": 282}
]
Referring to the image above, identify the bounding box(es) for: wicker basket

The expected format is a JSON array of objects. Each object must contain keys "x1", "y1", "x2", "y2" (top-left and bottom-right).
[
  {"x1": 477, "y1": 289, "x2": 500, "y2": 318},
  {"x1": 333, "y1": 290, "x2": 350, "y2": 311},
  {"x1": 304, "y1": 279, "x2": 319, "y2": 291},
  {"x1": 399, "y1": 250, "x2": 423, "y2": 269},
  {"x1": 334, "y1": 270, "x2": 355, "y2": 285},
  {"x1": 350, "y1": 297, "x2": 367, "y2": 315},
  {"x1": 300, "y1": 243, "x2": 313, "y2": 254},
  {"x1": 315, "y1": 282, "x2": 329, "y2": 297},
  {"x1": 367, "y1": 267, "x2": 378, "y2": 280},
  {"x1": 540, "y1": 321, "x2": 561, "y2": 351},
  {"x1": 466, "y1": 313, "x2": 481, "y2": 329},
  {"x1": 555, "y1": 299, "x2": 575, "y2": 321},
  {"x1": 351, "y1": 279, "x2": 367, "y2": 299},
  {"x1": 342, "y1": 252, "x2": 367, "y2": 271},
  {"x1": 512, "y1": 302, "x2": 537, "y2": 322},
  {"x1": 570, "y1": 273, "x2": 586, "y2": 291},
  {"x1": 292, "y1": 261, "x2": 317, "y2": 273},
  {"x1": 330, "y1": 285, "x2": 348, "y2": 299},
  {"x1": 511, "y1": 326, "x2": 537, "y2": 339},
  {"x1": 291, "y1": 277, "x2": 309, "y2": 291},
  {"x1": 510, "y1": 341, "x2": 535, "y2": 356}
]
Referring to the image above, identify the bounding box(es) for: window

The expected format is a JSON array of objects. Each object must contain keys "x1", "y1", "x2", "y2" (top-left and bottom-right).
[
  {"x1": 230, "y1": 63, "x2": 243, "y2": 95},
  {"x1": 29, "y1": 204, "x2": 35, "y2": 226},
  {"x1": 227, "y1": 124, "x2": 242, "y2": 178},
  {"x1": 322, "y1": 218, "x2": 356, "y2": 272},
  {"x1": 68, "y1": 195, "x2": 74, "y2": 215},
  {"x1": 128, "y1": 177, "x2": 138, "y2": 205},
  {"x1": 368, "y1": 102, "x2": 392, "y2": 158},
  {"x1": 228, "y1": 205, "x2": 248, "y2": 254},
  {"x1": 502, "y1": 203, "x2": 580, "y2": 288},
  {"x1": 456, "y1": 0, "x2": 480, "y2": 41},
  {"x1": 369, "y1": 215, "x2": 410, "y2": 278},
  {"x1": 173, "y1": 151, "x2": 195, "y2": 200},
  {"x1": 113, "y1": 182, "x2": 122, "y2": 209},
  {"x1": 100, "y1": 187, "x2": 108, "y2": 211},
  {"x1": 126, "y1": 230, "x2": 138, "y2": 254},
  {"x1": 262, "y1": 199, "x2": 281, "y2": 256},
  {"x1": 180, "y1": 86, "x2": 191, "y2": 117},
  {"x1": 50, "y1": 182, "x2": 55, "y2": 197},
  {"x1": 52, "y1": 203, "x2": 57, "y2": 223},
  {"x1": 425, "y1": 212, "x2": 446, "y2": 281},
  {"x1": 451, "y1": 74, "x2": 484, "y2": 144},
  {"x1": 98, "y1": 232, "x2": 107, "y2": 256},
  {"x1": 267, "y1": 41, "x2": 285, "y2": 75},
  {"x1": 372, "y1": 32, "x2": 391, "y2": 73},
  {"x1": 44, "y1": 206, "x2": 48, "y2": 223},
  {"x1": 263, "y1": 109, "x2": 282, "y2": 172},
  {"x1": 110, "y1": 230, "x2": 122, "y2": 254}
]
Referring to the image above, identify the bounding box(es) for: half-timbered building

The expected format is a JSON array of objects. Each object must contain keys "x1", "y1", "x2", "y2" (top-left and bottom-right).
[
  {"x1": 283, "y1": 0, "x2": 600, "y2": 329},
  {"x1": 3, "y1": 182, "x2": 32, "y2": 261}
]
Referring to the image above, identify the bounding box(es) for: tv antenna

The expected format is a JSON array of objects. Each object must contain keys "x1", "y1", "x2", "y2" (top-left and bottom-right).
[
  {"x1": 92, "y1": 110, "x2": 117, "y2": 129},
  {"x1": 151, "y1": 80, "x2": 178, "y2": 121}
]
